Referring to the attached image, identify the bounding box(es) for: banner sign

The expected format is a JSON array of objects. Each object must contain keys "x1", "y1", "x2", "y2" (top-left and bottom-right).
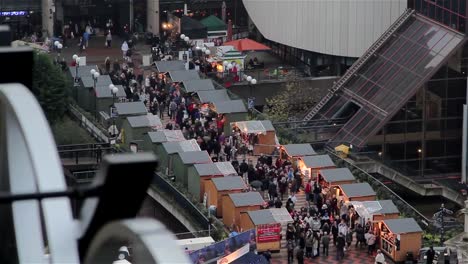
[
  {"x1": 216, "y1": 244, "x2": 249, "y2": 264},
  {"x1": 189, "y1": 229, "x2": 256, "y2": 264},
  {"x1": 257, "y1": 223, "x2": 281, "y2": 243}
]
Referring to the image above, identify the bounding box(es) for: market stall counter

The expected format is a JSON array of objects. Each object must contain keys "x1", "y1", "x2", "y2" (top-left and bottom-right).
[
  {"x1": 298, "y1": 155, "x2": 336, "y2": 182},
  {"x1": 379, "y1": 218, "x2": 423, "y2": 262},
  {"x1": 318, "y1": 167, "x2": 355, "y2": 187},
  {"x1": 338, "y1": 183, "x2": 376, "y2": 202},
  {"x1": 222, "y1": 192, "x2": 265, "y2": 229},
  {"x1": 188, "y1": 162, "x2": 238, "y2": 202},
  {"x1": 205, "y1": 176, "x2": 247, "y2": 217},
  {"x1": 173, "y1": 150, "x2": 213, "y2": 187},
  {"x1": 231, "y1": 120, "x2": 277, "y2": 155},
  {"x1": 240, "y1": 208, "x2": 293, "y2": 252},
  {"x1": 160, "y1": 139, "x2": 201, "y2": 176}
]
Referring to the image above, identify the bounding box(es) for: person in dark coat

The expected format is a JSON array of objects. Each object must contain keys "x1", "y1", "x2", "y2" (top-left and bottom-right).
[
  {"x1": 295, "y1": 246, "x2": 304, "y2": 264},
  {"x1": 336, "y1": 233, "x2": 346, "y2": 260},
  {"x1": 425, "y1": 246, "x2": 436, "y2": 264}
]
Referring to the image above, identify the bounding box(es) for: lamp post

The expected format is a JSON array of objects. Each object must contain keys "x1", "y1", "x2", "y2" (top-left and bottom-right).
[
  {"x1": 109, "y1": 84, "x2": 119, "y2": 139},
  {"x1": 245, "y1": 75, "x2": 257, "y2": 110},
  {"x1": 180, "y1": 34, "x2": 191, "y2": 69},
  {"x1": 91, "y1": 69, "x2": 100, "y2": 118},
  {"x1": 435, "y1": 203, "x2": 453, "y2": 246},
  {"x1": 418, "y1": 148, "x2": 422, "y2": 177},
  {"x1": 54, "y1": 41, "x2": 63, "y2": 63}
]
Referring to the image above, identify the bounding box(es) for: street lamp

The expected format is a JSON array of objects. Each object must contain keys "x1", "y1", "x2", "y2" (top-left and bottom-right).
[
  {"x1": 72, "y1": 54, "x2": 81, "y2": 82},
  {"x1": 246, "y1": 75, "x2": 257, "y2": 109},
  {"x1": 109, "y1": 84, "x2": 119, "y2": 139},
  {"x1": 180, "y1": 34, "x2": 191, "y2": 69},
  {"x1": 418, "y1": 148, "x2": 423, "y2": 177},
  {"x1": 91, "y1": 69, "x2": 100, "y2": 118},
  {"x1": 54, "y1": 41, "x2": 63, "y2": 62}
]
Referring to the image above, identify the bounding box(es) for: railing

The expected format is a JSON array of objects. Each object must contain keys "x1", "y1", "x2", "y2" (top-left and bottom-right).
[
  {"x1": 57, "y1": 143, "x2": 110, "y2": 152},
  {"x1": 325, "y1": 147, "x2": 431, "y2": 227},
  {"x1": 58, "y1": 147, "x2": 116, "y2": 165},
  {"x1": 69, "y1": 105, "x2": 109, "y2": 143},
  {"x1": 72, "y1": 170, "x2": 97, "y2": 184}
]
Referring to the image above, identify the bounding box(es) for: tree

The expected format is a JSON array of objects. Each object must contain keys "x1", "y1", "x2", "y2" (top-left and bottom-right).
[
  {"x1": 264, "y1": 78, "x2": 325, "y2": 122},
  {"x1": 32, "y1": 52, "x2": 69, "y2": 125}
]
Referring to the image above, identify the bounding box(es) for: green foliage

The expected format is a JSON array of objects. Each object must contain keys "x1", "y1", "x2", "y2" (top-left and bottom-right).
[
  {"x1": 51, "y1": 115, "x2": 97, "y2": 145},
  {"x1": 32, "y1": 52, "x2": 69, "y2": 125}
]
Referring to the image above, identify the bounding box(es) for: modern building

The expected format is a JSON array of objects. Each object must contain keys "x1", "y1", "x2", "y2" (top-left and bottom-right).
[{"x1": 245, "y1": 0, "x2": 468, "y2": 181}]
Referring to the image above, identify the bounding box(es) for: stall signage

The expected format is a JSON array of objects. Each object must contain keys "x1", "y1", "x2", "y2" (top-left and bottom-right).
[
  {"x1": 257, "y1": 223, "x2": 281, "y2": 243},
  {"x1": 0, "y1": 11, "x2": 28, "y2": 16}
]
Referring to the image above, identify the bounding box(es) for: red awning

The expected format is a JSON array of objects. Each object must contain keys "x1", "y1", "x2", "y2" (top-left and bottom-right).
[{"x1": 223, "y1": 38, "x2": 271, "y2": 52}]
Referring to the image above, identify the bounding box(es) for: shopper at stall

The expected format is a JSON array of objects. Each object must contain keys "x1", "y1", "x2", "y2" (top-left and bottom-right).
[
  {"x1": 365, "y1": 230, "x2": 377, "y2": 255},
  {"x1": 375, "y1": 249, "x2": 386, "y2": 264}
]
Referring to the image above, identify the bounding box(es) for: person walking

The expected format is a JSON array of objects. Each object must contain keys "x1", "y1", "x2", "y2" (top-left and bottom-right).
[
  {"x1": 295, "y1": 246, "x2": 304, "y2": 264},
  {"x1": 106, "y1": 31, "x2": 112, "y2": 48},
  {"x1": 336, "y1": 233, "x2": 346, "y2": 260},
  {"x1": 286, "y1": 239, "x2": 294, "y2": 264},
  {"x1": 365, "y1": 230, "x2": 376, "y2": 255},
  {"x1": 425, "y1": 246, "x2": 435, "y2": 264},
  {"x1": 321, "y1": 231, "x2": 330, "y2": 256}
]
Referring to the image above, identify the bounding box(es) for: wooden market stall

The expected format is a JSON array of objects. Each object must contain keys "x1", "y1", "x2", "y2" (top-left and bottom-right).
[
  {"x1": 318, "y1": 167, "x2": 355, "y2": 187},
  {"x1": 121, "y1": 114, "x2": 163, "y2": 149},
  {"x1": 155, "y1": 61, "x2": 186, "y2": 73},
  {"x1": 338, "y1": 183, "x2": 376, "y2": 202},
  {"x1": 188, "y1": 162, "x2": 238, "y2": 202},
  {"x1": 379, "y1": 218, "x2": 423, "y2": 262},
  {"x1": 240, "y1": 208, "x2": 293, "y2": 252},
  {"x1": 144, "y1": 130, "x2": 185, "y2": 155},
  {"x1": 299, "y1": 155, "x2": 336, "y2": 182},
  {"x1": 94, "y1": 84, "x2": 126, "y2": 115},
  {"x1": 350, "y1": 200, "x2": 400, "y2": 226},
  {"x1": 181, "y1": 79, "x2": 216, "y2": 94},
  {"x1": 114, "y1": 101, "x2": 148, "y2": 128},
  {"x1": 205, "y1": 176, "x2": 247, "y2": 217},
  {"x1": 231, "y1": 120, "x2": 277, "y2": 155},
  {"x1": 211, "y1": 100, "x2": 248, "y2": 135},
  {"x1": 281, "y1": 144, "x2": 316, "y2": 164},
  {"x1": 222, "y1": 192, "x2": 264, "y2": 229},
  {"x1": 160, "y1": 139, "x2": 201, "y2": 175},
  {"x1": 80, "y1": 74, "x2": 113, "y2": 112},
  {"x1": 68, "y1": 65, "x2": 98, "y2": 109},
  {"x1": 173, "y1": 150, "x2": 212, "y2": 187}
]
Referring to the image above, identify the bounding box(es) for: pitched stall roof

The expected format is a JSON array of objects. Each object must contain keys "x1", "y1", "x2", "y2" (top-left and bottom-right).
[
  {"x1": 228, "y1": 192, "x2": 264, "y2": 207},
  {"x1": 211, "y1": 176, "x2": 246, "y2": 191},
  {"x1": 127, "y1": 114, "x2": 162, "y2": 129},
  {"x1": 302, "y1": 155, "x2": 335, "y2": 168},
  {"x1": 163, "y1": 139, "x2": 201, "y2": 154},
  {"x1": 69, "y1": 65, "x2": 98, "y2": 78},
  {"x1": 115, "y1": 102, "x2": 147, "y2": 116},
  {"x1": 95, "y1": 85, "x2": 126, "y2": 98},
  {"x1": 81, "y1": 75, "x2": 113, "y2": 88},
  {"x1": 200, "y1": 15, "x2": 227, "y2": 31},
  {"x1": 223, "y1": 38, "x2": 271, "y2": 52},
  {"x1": 383, "y1": 218, "x2": 422, "y2": 234},
  {"x1": 247, "y1": 210, "x2": 276, "y2": 225},
  {"x1": 283, "y1": 144, "x2": 316, "y2": 157},
  {"x1": 362, "y1": 200, "x2": 399, "y2": 215},
  {"x1": 212, "y1": 100, "x2": 247, "y2": 114},
  {"x1": 320, "y1": 168, "x2": 355, "y2": 183},
  {"x1": 269, "y1": 208, "x2": 294, "y2": 223},
  {"x1": 340, "y1": 183, "x2": 376, "y2": 198},
  {"x1": 179, "y1": 150, "x2": 212, "y2": 164},
  {"x1": 215, "y1": 162, "x2": 237, "y2": 176},
  {"x1": 155, "y1": 60, "x2": 186, "y2": 72},
  {"x1": 148, "y1": 130, "x2": 185, "y2": 143},
  {"x1": 233, "y1": 120, "x2": 275, "y2": 133},
  {"x1": 197, "y1": 90, "x2": 230, "y2": 103},
  {"x1": 182, "y1": 79, "x2": 216, "y2": 93},
  {"x1": 169, "y1": 70, "x2": 200, "y2": 82},
  {"x1": 194, "y1": 162, "x2": 237, "y2": 176}
]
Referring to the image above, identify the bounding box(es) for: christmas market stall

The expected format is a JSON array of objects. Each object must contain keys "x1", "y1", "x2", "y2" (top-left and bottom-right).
[
  {"x1": 205, "y1": 176, "x2": 247, "y2": 217},
  {"x1": 298, "y1": 155, "x2": 336, "y2": 182},
  {"x1": 121, "y1": 114, "x2": 162, "y2": 149},
  {"x1": 155, "y1": 60, "x2": 186, "y2": 73},
  {"x1": 211, "y1": 100, "x2": 248, "y2": 135},
  {"x1": 379, "y1": 218, "x2": 422, "y2": 262},
  {"x1": 222, "y1": 192, "x2": 265, "y2": 229},
  {"x1": 80, "y1": 74, "x2": 112, "y2": 112},
  {"x1": 94, "y1": 84, "x2": 126, "y2": 116},
  {"x1": 318, "y1": 167, "x2": 355, "y2": 188},
  {"x1": 160, "y1": 139, "x2": 201, "y2": 176},
  {"x1": 231, "y1": 120, "x2": 277, "y2": 155},
  {"x1": 280, "y1": 144, "x2": 316, "y2": 168},
  {"x1": 240, "y1": 208, "x2": 293, "y2": 252},
  {"x1": 68, "y1": 65, "x2": 98, "y2": 107},
  {"x1": 187, "y1": 162, "x2": 238, "y2": 202},
  {"x1": 173, "y1": 150, "x2": 213, "y2": 187},
  {"x1": 337, "y1": 183, "x2": 376, "y2": 202},
  {"x1": 197, "y1": 89, "x2": 231, "y2": 104},
  {"x1": 114, "y1": 101, "x2": 148, "y2": 127},
  {"x1": 144, "y1": 130, "x2": 185, "y2": 156},
  {"x1": 350, "y1": 200, "x2": 400, "y2": 226},
  {"x1": 168, "y1": 70, "x2": 200, "y2": 82},
  {"x1": 181, "y1": 79, "x2": 216, "y2": 93}
]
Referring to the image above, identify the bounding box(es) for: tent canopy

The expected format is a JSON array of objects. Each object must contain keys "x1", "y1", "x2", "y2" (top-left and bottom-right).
[
  {"x1": 223, "y1": 38, "x2": 271, "y2": 52},
  {"x1": 197, "y1": 90, "x2": 230, "y2": 103},
  {"x1": 232, "y1": 120, "x2": 275, "y2": 134},
  {"x1": 182, "y1": 79, "x2": 215, "y2": 93},
  {"x1": 200, "y1": 15, "x2": 227, "y2": 31},
  {"x1": 155, "y1": 61, "x2": 186, "y2": 72},
  {"x1": 115, "y1": 102, "x2": 147, "y2": 116},
  {"x1": 212, "y1": 100, "x2": 247, "y2": 114},
  {"x1": 148, "y1": 130, "x2": 185, "y2": 143},
  {"x1": 168, "y1": 70, "x2": 200, "y2": 82},
  {"x1": 181, "y1": 15, "x2": 208, "y2": 39},
  {"x1": 283, "y1": 144, "x2": 316, "y2": 157}
]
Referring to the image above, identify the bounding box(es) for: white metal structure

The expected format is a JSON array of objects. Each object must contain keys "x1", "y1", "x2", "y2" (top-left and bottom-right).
[{"x1": 243, "y1": 0, "x2": 407, "y2": 58}]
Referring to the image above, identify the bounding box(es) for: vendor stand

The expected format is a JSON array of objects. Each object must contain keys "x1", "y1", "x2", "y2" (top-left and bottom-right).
[
  {"x1": 155, "y1": 61, "x2": 186, "y2": 72},
  {"x1": 121, "y1": 114, "x2": 163, "y2": 149},
  {"x1": 197, "y1": 90, "x2": 231, "y2": 103},
  {"x1": 144, "y1": 130, "x2": 185, "y2": 155},
  {"x1": 205, "y1": 176, "x2": 247, "y2": 217},
  {"x1": 350, "y1": 200, "x2": 399, "y2": 227},
  {"x1": 281, "y1": 144, "x2": 316, "y2": 162},
  {"x1": 231, "y1": 120, "x2": 277, "y2": 155},
  {"x1": 379, "y1": 218, "x2": 422, "y2": 262},
  {"x1": 318, "y1": 167, "x2": 355, "y2": 187},
  {"x1": 222, "y1": 192, "x2": 264, "y2": 229},
  {"x1": 94, "y1": 84, "x2": 126, "y2": 115},
  {"x1": 168, "y1": 70, "x2": 200, "y2": 82},
  {"x1": 338, "y1": 183, "x2": 376, "y2": 202},
  {"x1": 298, "y1": 155, "x2": 335, "y2": 182},
  {"x1": 188, "y1": 162, "x2": 238, "y2": 202},
  {"x1": 160, "y1": 139, "x2": 201, "y2": 176},
  {"x1": 114, "y1": 102, "x2": 148, "y2": 128},
  {"x1": 211, "y1": 100, "x2": 248, "y2": 135},
  {"x1": 181, "y1": 79, "x2": 216, "y2": 93},
  {"x1": 173, "y1": 150, "x2": 212, "y2": 187},
  {"x1": 80, "y1": 74, "x2": 112, "y2": 112}
]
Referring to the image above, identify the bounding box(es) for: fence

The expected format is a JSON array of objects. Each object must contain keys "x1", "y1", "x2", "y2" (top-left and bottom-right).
[
  {"x1": 69, "y1": 105, "x2": 109, "y2": 143},
  {"x1": 58, "y1": 147, "x2": 116, "y2": 165}
]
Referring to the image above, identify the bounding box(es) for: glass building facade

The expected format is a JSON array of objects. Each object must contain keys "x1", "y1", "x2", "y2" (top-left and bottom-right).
[{"x1": 413, "y1": 0, "x2": 467, "y2": 33}]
